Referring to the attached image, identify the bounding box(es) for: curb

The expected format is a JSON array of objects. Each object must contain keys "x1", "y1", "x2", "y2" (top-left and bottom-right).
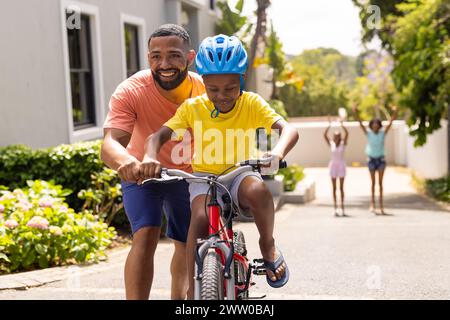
[{"x1": 0, "y1": 247, "x2": 130, "y2": 291}]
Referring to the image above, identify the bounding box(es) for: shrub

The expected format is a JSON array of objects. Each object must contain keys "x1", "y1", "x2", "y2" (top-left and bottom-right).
[
  {"x1": 0, "y1": 141, "x2": 104, "y2": 210},
  {"x1": 277, "y1": 165, "x2": 305, "y2": 192},
  {"x1": 425, "y1": 176, "x2": 450, "y2": 203},
  {"x1": 0, "y1": 141, "x2": 131, "y2": 230},
  {"x1": 0, "y1": 180, "x2": 116, "y2": 274},
  {"x1": 78, "y1": 168, "x2": 125, "y2": 227},
  {"x1": 0, "y1": 145, "x2": 35, "y2": 189}
]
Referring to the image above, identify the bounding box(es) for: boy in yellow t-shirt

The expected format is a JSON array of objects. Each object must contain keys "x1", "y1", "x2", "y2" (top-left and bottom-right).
[{"x1": 141, "y1": 35, "x2": 299, "y2": 298}]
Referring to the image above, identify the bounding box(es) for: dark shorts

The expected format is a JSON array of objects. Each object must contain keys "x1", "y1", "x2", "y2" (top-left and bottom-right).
[
  {"x1": 368, "y1": 157, "x2": 386, "y2": 172},
  {"x1": 121, "y1": 180, "x2": 191, "y2": 242}
]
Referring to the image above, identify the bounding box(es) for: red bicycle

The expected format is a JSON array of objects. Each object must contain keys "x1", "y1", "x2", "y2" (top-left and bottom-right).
[{"x1": 143, "y1": 158, "x2": 286, "y2": 300}]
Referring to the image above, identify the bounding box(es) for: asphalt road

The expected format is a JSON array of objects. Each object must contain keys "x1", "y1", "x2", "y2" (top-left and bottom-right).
[{"x1": 1, "y1": 168, "x2": 449, "y2": 300}]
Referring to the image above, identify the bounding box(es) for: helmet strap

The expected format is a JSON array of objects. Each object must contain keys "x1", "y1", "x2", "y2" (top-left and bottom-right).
[
  {"x1": 211, "y1": 107, "x2": 220, "y2": 119},
  {"x1": 240, "y1": 75, "x2": 245, "y2": 92}
]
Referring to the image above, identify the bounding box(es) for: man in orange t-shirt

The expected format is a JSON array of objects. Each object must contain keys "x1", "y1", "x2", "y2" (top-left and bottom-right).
[{"x1": 101, "y1": 25, "x2": 205, "y2": 300}]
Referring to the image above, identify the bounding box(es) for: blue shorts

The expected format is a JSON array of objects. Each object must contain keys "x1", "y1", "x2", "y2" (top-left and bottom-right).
[
  {"x1": 121, "y1": 180, "x2": 191, "y2": 242},
  {"x1": 368, "y1": 157, "x2": 386, "y2": 171}
]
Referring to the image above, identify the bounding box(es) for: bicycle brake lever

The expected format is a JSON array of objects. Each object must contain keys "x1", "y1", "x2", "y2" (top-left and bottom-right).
[
  {"x1": 142, "y1": 173, "x2": 182, "y2": 185},
  {"x1": 237, "y1": 157, "x2": 287, "y2": 168}
]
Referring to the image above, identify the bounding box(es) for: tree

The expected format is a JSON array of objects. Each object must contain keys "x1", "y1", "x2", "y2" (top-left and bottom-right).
[
  {"x1": 246, "y1": 0, "x2": 271, "y2": 90},
  {"x1": 215, "y1": 0, "x2": 248, "y2": 36},
  {"x1": 280, "y1": 48, "x2": 356, "y2": 117},
  {"x1": 390, "y1": 0, "x2": 449, "y2": 147},
  {"x1": 349, "y1": 51, "x2": 398, "y2": 120},
  {"x1": 351, "y1": 0, "x2": 404, "y2": 53},
  {"x1": 353, "y1": 0, "x2": 449, "y2": 151},
  {"x1": 265, "y1": 21, "x2": 286, "y2": 100}
]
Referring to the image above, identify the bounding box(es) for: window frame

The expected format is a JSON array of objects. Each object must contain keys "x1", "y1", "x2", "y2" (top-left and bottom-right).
[
  {"x1": 60, "y1": 0, "x2": 105, "y2": 143},
  {"x1": 120, "y1": 14, "x2": 147, "y2": 80}
]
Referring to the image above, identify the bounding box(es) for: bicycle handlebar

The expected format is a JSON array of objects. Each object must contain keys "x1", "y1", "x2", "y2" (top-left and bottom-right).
[{"x1": 142, "y1": 158, "x2": 287, "y2": 185}]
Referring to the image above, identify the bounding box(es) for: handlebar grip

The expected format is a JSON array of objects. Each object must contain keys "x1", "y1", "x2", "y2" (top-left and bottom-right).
[{"x1": 279, "y1": 160, "x2": 287, "y2": 169}]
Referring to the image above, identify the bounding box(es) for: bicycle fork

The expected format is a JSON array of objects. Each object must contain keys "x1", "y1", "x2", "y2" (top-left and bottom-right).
[
  {"x1": 194, "y1": 190, "x2": 236, "y2": 300},
  {"x1": 194, "y1": 236, "x2": 236, "y2": 300}
]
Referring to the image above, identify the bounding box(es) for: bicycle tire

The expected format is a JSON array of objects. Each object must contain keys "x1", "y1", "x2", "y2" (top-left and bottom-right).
[
  {"x1": 200, "y1": 250, "x2": 224, "y2": 300},
  {"x1": 234, "y1": 230, "x2": 249, "y2": 299}
]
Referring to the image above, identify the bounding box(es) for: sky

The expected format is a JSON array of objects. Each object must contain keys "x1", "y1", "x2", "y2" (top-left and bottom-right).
[{"x1": 229, "y1": 0, "x2": 380, "y2": 57}]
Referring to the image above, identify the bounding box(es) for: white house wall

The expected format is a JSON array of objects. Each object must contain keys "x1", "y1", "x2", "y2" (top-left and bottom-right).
[{"x1": 0, "y1": 0, "x2": 218, "y2": 149}]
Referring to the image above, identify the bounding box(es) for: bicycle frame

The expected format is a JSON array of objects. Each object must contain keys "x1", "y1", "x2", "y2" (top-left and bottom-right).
[
  {"x1": 193, "y1": 177, "x2": 252, "y2": 300},
  {"x1": 143, "y1": 158, "x2": 286, "y2": 300}
]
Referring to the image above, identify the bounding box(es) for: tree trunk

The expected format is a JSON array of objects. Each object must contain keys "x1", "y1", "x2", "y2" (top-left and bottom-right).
[
  {"x1": 271, "y1": 73, "x2": 277, "y2": 100},
  {"x1": 246, "y1": 0, "x2": 271, "y2": 91}
]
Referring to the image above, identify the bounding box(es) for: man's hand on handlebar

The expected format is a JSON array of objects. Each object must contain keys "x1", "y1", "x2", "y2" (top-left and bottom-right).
[
  {"x1": 117, "y1": 157, "x2": 141, "y2": 183},
  {"x1": 137, "y1": 155, "x2": 162, "y2": 185}
]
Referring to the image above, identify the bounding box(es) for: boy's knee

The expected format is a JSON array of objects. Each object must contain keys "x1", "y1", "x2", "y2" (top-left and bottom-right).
[{"x1": 241, "y1": 180, "x2": 272, "y2": 207}]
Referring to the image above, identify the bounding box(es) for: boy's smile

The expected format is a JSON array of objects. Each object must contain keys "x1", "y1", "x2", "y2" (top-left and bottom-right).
[{"x1": 203, "y1": 74, "x2": 242, "y2": 114}]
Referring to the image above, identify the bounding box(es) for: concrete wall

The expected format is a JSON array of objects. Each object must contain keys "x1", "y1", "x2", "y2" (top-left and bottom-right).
[
  {"x1": 0, "y1": 0, "x2": 217, "y2": 149},
  {"x1": 284, "y1": 120, "x2": 448, "y2": 179},
  {"x1": 406, "y1": 121, "x2": 448, "y2": 179},
  {"x1": 284, "y1": 121, "x2": 403, "y2": 167}
]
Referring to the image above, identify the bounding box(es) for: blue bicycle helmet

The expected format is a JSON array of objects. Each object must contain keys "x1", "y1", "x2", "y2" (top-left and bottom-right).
[{"x1": 196, "y1": 34, "x2": 248, "y2": 90}]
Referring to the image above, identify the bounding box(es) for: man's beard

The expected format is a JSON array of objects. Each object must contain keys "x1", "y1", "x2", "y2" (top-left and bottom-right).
[{"x1": 152, "y1": 64, "x2": 189, "y2": 91}]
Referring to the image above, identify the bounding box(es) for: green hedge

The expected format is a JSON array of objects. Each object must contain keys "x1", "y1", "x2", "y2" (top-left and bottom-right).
[{"x1": 0, "y1": 141, "x2": 104, "y2": 210}]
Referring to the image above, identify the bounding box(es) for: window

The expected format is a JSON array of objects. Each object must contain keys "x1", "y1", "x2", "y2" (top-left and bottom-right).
[
  {"x1": 181, "y1": 4, "x2": 199, "y2": 49},
  {"x1": 120, "y1": 14, "x2": 146, "y2": 80},
  {"x1": 209, "y1": 0, "x2": 216, "y2": 11},
  {"x1": 124, "y1": 23, "x2": 141, "y2": 78},
  {"x1": 61, "y1": 0, "x2": 105, "y2": 143},
  {"x1": 66, "y1": 13, "x2": 96, "y2": 129}
]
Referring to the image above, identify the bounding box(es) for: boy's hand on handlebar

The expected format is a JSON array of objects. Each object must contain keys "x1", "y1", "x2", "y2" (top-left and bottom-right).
[
  {"x1": 261, "y1": 152, "x2": 282, "y2": 167},
  {"x1": 260, "y1": 152, "x2": 282, "y2": 175}
]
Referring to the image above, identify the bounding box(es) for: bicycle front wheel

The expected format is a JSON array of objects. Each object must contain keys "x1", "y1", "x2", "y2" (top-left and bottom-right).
[{"x1": 200, "y1": 250, "x2": 224, "y2": 300}]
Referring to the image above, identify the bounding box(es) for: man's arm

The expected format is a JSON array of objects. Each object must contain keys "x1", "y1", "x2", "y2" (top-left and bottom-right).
[
  {"x1": 101, "y1": 128, "x2": 140, "y2": 183},
  {"x1": 270, "y1": 119, "x2": 300, "y2": 160}
]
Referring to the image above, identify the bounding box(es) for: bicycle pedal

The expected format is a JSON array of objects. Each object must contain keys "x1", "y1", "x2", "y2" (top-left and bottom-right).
[{"x1": 253, "y1": 266, "x2": 267, "y2": 276}]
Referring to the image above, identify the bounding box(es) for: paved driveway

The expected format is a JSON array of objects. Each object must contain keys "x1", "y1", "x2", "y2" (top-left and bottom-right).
[{"x1": 1, "y1": 167, "x2": 449, "y2": 300}]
